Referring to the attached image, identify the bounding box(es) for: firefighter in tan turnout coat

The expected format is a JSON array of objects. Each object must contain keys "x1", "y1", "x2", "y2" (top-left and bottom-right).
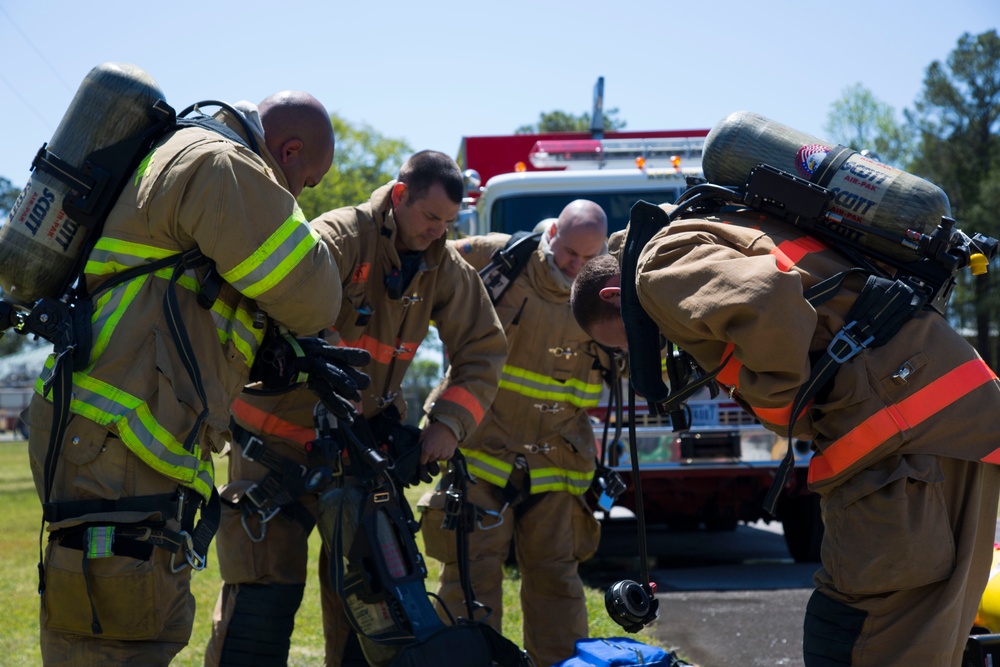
[
  {"x1": 26, "y1": 92, "x2": 350, "y2": 666},
  {"x1": 570, "y1": 203, "x2": 1000, "y2": 667},
  {"x1": 206, "y1": 150, "x2": 507, "y2": 667},
  {"x1": 421, "y1": 200, "x2": 612, "y2": 667}
]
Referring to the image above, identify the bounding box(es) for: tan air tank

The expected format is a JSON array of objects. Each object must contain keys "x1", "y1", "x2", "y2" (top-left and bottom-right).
[
  {"x1": 702, "y1": 110, "x2": 951, "y2": 263},
  {"x1": 0, "y1": 62, "x2": 166, "y2": 306}
]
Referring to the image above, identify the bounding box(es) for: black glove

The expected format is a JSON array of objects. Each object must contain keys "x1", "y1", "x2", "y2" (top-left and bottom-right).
[
  {"x1": 251, "y1": 332, "x2": 371, "y2": 421},
  {"x1": 368, "y1": 410, "x2": 440, "y2": 487}
]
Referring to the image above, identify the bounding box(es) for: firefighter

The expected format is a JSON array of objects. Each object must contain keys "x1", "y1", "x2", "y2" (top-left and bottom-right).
[
  {"x1": 569, "y1": 204, "x2": 1000, "y2": 667},
  {"x1": 419, "y1": 200, "x2": 612, "y2": 667},
  {"x1": 205, "y1": 150, "x2": 508, "y2": 667},
  {"x1": 24, "y1": 91, "x2": 367, "y2": 666}
]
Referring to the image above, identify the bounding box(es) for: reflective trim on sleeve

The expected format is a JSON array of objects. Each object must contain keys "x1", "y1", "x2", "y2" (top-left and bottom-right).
[
  {"x1": 439, "y1": 386, "x2": 486, "y2": 425},
  {"x1": 221, "y1": 208, "x2": 319, "y2": 299},
  {"x1": 810, "y1": 359, "x2": 998, "y2": 484},
  {"x1": 770, "y1": 236, "x2": 829, "y2": 272},
  {"x1": 498, "y1": 364, "x2": 603, "y2": 408},
  {"x1": 231, "y1": 397, "x2": 315, "y2": 446},
  {"x1": 716, "y1": 342, "x2": 740, "y2": 387},
  {"x1": 340, "y1": 335, "x2": 419, "y2": 365}
]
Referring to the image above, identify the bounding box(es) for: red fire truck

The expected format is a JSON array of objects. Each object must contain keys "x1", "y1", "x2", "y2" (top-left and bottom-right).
[{"x1": 454, "y1": 86, "x2": 823, "y2": 562}]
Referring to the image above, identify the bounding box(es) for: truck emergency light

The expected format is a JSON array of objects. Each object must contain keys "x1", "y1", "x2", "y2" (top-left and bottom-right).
[{"x1": 528, "y1": 137, "x2": 705, "y2": 170}]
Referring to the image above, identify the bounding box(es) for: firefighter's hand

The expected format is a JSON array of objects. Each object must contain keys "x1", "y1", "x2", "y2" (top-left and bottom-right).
[
  {"x1": 419, "y1": 421, "x2": 458, "y2": 466},
  {"x1": 251, "y1": 333, "x2": 371, "y2": 421}
]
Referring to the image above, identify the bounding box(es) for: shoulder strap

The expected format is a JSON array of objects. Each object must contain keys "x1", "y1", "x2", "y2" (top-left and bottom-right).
[{"x1": 478, "y1": 230, "x2": 542, "y2": 305}]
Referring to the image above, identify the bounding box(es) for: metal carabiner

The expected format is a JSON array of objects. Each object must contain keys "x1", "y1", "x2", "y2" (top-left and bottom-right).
[
  {"x1": 241, "y1": 512, "x2": 268, "y2": 543},
  {"x1": 476, "y1": 503, "x2": 508, "y2": 531},
  {"x1": 181, "y1": 531, "x2": 207, "y2": 571}
]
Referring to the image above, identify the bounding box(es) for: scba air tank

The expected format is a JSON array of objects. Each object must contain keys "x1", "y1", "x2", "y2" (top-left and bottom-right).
[
  {"x1": 0, "y1": 62, "x2": 166, "y2": 306},
  {"x1": 702, "y1": 111, "x2": 951, "y2": 263}
]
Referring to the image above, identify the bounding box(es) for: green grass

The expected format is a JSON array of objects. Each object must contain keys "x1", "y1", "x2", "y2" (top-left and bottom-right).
[{"x1": 0, "y1": 441, "x2": 670, "y2": 665}]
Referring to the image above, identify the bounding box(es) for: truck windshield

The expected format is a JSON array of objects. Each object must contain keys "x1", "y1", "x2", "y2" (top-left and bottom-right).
[{"x1": 490, "y1": 189, "x2": 683, "y2": 235}]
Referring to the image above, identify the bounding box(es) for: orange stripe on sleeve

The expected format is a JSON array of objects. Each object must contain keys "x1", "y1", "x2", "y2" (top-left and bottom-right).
[
  {"x1": 771, "y1": 236, "x2": 829, "y2": 272},
  {"x1": 231, "y1": 398, "x2": 315, "y2": 445},
  {"x1": 341, "y1": 335, "x2": 419, "y2": 365},
  {"x1": 438, "y1": 386, "x2": 486, "y2": 425},
  {"x1": 716, "y1": 343, "x2": 741, "y2": 387},
  {"x1": 809, "y1": 359, "x2": 997, "y2": 483}
]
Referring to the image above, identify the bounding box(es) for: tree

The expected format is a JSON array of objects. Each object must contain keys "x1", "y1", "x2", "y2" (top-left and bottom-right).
[
  {"x1": 297, "y1": 114, "x2": 411, "y2": 220},
  {"x1": 824, "y1": 83, "x2": 913, "y2": 167},
  {"x1": 0, "y1": 176, "x2": 20, "y2": 219},
  {"x1": 906, "y1": 29, "x2": 1000, "y2": 366},
  {"x1": 515, "y1": 108, "x2": 626, "y2": 134}
]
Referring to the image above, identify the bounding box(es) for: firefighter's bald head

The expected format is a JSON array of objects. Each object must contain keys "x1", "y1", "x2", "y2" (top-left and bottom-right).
[
  {"x1": 258, "y1": 91, "x2": 335, "y2": 197},
  {"x1": 550, "y1": 199, "x2": 608, "y2": 279}
]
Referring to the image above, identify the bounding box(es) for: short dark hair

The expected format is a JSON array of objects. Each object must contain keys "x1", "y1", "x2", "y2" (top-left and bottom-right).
[
  {"x1": 571, "y1": 254, "x2": 622, "y2": 334},
  {"x1": 398, "y1": 150, "x2": 464, "y2": 204}
]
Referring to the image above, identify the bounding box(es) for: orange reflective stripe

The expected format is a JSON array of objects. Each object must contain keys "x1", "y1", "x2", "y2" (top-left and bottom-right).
[
  {"x1": 753, "y1": 401, "x2": 796, "y2": 425},
  {"x1": 716, "y1": 343, "x2": 740, "y2": 386},
  {"x1": 439, "y1": 386, "x2": 485, "y2": 425},
  {"x1": 231, "y1": 398, "x2": 314, "y2": 445},
  {"x1": 341, "y1": 335, "x2": 418, "y2": 365},
  {"x1": 771, "y1": 236, "x2": 829, "y2": 272},
  {"x1": 809, "y1": 359, "x2": 998, "y2": 483}
]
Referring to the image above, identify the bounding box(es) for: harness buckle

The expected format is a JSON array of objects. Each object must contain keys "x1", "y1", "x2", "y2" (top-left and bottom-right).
[
  {"x1": 827, "y1": 321, "x2": 875, "y2": 364},
  {"x1": 243, "y1": 483, "x2": 281, "y2": 524},
  {"x1": 240, "y1": 434, "x2": 266, "y2": 462},
  {"x1": 376, "y1": 392, "x2": 399, "y2": 409}
]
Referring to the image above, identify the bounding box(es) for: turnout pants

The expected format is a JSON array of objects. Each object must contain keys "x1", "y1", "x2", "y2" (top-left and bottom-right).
[
  {"x1": 420, "y1": 468, "x2": 601, "y2": 667},
  {"x1": 27, "y1": 399, "x2": 197, "y2": 666},
  {"x1": 804, "y1": 454, "x2": 1000, "y2": 667}
]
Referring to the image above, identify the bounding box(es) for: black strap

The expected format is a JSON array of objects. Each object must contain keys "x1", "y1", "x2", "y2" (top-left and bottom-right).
[
  {"x1": 42, "y1": 491, "x2": 187, "y2": 524},
  {"x1": 808, "y1": 144, "x2": 857, "y2": 188},
  {"x1": 479, "y1": 231, "x2": 542, "y2": 305},
  {"x1": 230, "y1": 423, "x2": 318, "y2": 532}
]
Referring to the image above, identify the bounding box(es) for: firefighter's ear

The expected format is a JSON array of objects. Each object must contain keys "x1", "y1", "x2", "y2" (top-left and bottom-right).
[
  {"x1": 598, "y1": 285, "x2": 621, "y2": 304},
  {"x1": 279, "y1": 138, "x2": 304, "y2": 164},
  {"x1": 391, "y1": 182, "x2": 408, "y2": 208}
]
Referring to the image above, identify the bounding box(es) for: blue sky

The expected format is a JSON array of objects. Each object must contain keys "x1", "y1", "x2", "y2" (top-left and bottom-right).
[{"x1": 0, "y1": 0, "x2": 996, "y2": 187}]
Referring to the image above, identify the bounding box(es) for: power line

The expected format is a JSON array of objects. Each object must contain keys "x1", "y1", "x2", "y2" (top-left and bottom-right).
[
  {"x1": 0, "y1": 5, "x2": 73, "y2": 91},
  {"x1": 0, "y1": 70, "x2": 54, "y2": 138}
]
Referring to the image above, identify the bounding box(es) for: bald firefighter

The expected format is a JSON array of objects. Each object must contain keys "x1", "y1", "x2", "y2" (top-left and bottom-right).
[
  {"x1": 26, "y1": 92, "x2": 368, "y2": 666},
  {"x1": 205, "y1": 150, "x2": 507, "y2": 667},
  {"x1": 420, "y1": 200, "x2": 613, "y2": 667},
  {"x1": 571, "y1": 204, "x2": 1000, "y2": 667}
]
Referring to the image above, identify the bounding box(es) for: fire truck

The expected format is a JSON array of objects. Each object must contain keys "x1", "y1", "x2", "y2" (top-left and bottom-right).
[{"x1": 454, "y1": 81, "x2": 823, "y2": 562}]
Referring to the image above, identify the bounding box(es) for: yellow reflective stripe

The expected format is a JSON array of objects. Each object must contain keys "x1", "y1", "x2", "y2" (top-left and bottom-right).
[
  {"x1": 221, "y1": 209, "x2": 317, "y2": 299},
  {"x1": 86, "y1": 238, "x2": 178, "y2": 276},
  {"x1": 528, "y1": 466, "x2": 593, "y2": 495},
  {"x1": 498, "y1": 364, "x2": 603, "y2": 408},
  {"x1": 134, "y1": 149, "x2": 155, "y2": 186},
  {"x1": 211, "y1": 298, "x2": 263, "y2": 366},
  {"x1": 459, "y1": 447, "x2": 512, "y2": 488},
  {"x1": 90, "y1": 274, "x2": 150, "y2": 362}
]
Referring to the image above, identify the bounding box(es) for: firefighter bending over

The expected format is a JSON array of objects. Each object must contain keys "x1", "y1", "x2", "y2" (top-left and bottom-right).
[
  {"x1": 570, "y1": 205, "x2": 1000, "y2": 667},
  {"x1": 26, "y1": 91, "x2": 367, "y2": 666},
  {"x1": 420, "y1": 200, "x2": 613, "y2": 667},
  {"x1": 205, "y1": 150, "x2": 507, "y2": 667}
]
